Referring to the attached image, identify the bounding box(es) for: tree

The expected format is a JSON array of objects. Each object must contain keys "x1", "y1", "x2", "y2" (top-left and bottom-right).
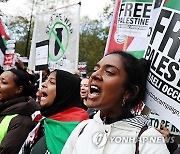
[
  {"x1": 79, "y1": 1, "x2": 114, "y2": 73},
  {"x1": 4, "y1": 15, "x2": 32, "y2": 56},
  {"x1": 79, "y1": 17, "x2": 108, "y2": 72}
]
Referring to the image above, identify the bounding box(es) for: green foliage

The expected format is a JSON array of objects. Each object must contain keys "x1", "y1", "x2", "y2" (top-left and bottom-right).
[
  {"x1": 7, "y1": 16, "x2": 29, "y2": 40},
  {"x1": 79, "y1": 1, "x2": 114, "y2": 73},
  {"x1": 5, "y1": 15, "x2": 33, "y2": 57},
  {"x1": 79, "y1": 17, "x2": 109, "y2": 73}
]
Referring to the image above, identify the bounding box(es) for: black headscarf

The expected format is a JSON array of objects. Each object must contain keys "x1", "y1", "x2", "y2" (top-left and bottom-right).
[{"x1": 41, "y1": 69, "x2": 86, "y2": 117}]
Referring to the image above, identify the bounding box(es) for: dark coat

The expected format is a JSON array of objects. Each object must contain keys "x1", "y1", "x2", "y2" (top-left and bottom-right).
[
  {"x1": 0, "y1": 96, "x2": 40, "y2": 154},
  {"x1": 173, "y1": 147, "x2": 180, "y2": 154}
]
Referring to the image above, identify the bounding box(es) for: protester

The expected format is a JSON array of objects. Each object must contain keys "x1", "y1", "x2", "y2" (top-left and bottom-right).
[
  {"x1": 62, "y1": 51, "x2": 170, "y2": 154},
  {"x1": 20, "y1": 69, "x2": 89, "y2": 154},
  {"x1": 13, "y1": 65, "x2": 37, "y2": 99},
  {"x1": 80, "y1": 77, "x2": 98, "y2": 118},
  {"x1": 0, "y1": 68, "x2": 40, "y2": 154},
  {"x1": 80, "y1": 77, "x2": 89, "y2": 106}
]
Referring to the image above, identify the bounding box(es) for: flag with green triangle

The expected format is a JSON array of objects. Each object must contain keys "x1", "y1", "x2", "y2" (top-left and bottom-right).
[{"x1": 0, "y1": 19, "x2": 9, "y2": 66}]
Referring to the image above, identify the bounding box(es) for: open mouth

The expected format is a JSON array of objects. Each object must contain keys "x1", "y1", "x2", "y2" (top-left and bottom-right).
[
  {"x1": 41, "y1": 91, "x2": 48, "y2": 100},
  {"x1": 81, "y1": 90, "x2": 86, "y2": 94},
  {"x1": 80, "y1": 91, "x2": 87, "y2": 96},
  {"x1": 88, "y1": 85, "x2": 101, "y2": 98}
]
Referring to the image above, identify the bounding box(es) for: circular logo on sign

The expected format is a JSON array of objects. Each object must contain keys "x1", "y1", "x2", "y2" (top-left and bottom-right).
[
  {"x1": 92, "y1": 131, "x2": 107, "y2": 148},
  {"x1": 114, "y1": 32, "x2": 126, "y2": 44},
  {"x1": 49, "y1": 22, "x2": 69, "y2": 62}
]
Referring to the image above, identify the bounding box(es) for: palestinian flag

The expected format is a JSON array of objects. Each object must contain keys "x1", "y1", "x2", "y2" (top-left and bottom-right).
[
  {"x1": 0, "y1": 35, "x2": 6, "y2": 54},
  {"x1": 0, "y1": 19, "x2": 9, "y2": 65},
  {"x1": 44, "y1": 107, "x2": 89, "y2": 153},
  {"x1": 0, "y1": 19, "x2": 9, "y2": 40}
]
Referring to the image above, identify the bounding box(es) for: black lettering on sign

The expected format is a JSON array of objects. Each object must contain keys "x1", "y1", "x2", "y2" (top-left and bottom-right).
[
  {"x1": 119, "y1": 3, "x2": 125, "y2": 17},
  {"x1": 171, "y1": 125, "x2": 180, "y2": 133},
  {"x1": 177, "y1": 80, "x2": 180, "y2": 88},
  {"x1": 147, "y1": 72, "x2": 162, "y2": 89},
  {"x1": 64, "y1": 18, "x2": 73, "y2": 34},
  {"x1": 148, "y1": 71, "x2": 180, "y2": 103},
  {"x1": 165, "y1": 62, "x2": 179, "y2": 82},
  {"x1": 147, "y1": 27, "x2": 153, "y2": 37},
  {"x1": 159, "y1": 12, "x2": 180, "y2": 60},
  {"x1": 150, "y1": 9, "x2": 171, "y2": 45},
  {"x1": 119, "y1": 2, "x2": 152, "y2": 18},
  {"x1": 151, "y1": 51, "x2": 159, "y2": 72},
  {"x1": 154, "y1": 119, "x2": 159, "y2": 127},
  {"x1": 150, "y1": 9, "x2": 180, "y2": 61},
  {"x1": 156, "y1": 56, "x2": 169, "y2": 77},
  {"x1": 143, "y1": 4, "x2": 151, "y2": 18},
  {"x1": 134, "y1": 3, "x2": 143, "y2": 17},
  {"x1": 125, "y1": 3, "x2": 133, "y2": 16},
  {"x1": 144, "y1": 45, "x2": 156, "y2": 63},
  {"x1": 145, "y1": 46, "x2": 180, "y2": 87}
]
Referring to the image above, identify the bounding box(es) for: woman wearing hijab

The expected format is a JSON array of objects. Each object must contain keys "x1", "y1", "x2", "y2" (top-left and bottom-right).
[
  {"x1": 0, "y1": 68, "x2": 40, "y2": 154},
  {"x1": 62, "y1": 51, "x2": 170, "y2": 154},
  {"x1": 20, "y1": 69, "x2": 89, "y2": 154}
]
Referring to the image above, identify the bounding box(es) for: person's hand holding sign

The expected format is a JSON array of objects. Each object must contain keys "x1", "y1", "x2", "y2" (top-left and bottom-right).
[{"x1": 156, "y1": 123, "x2": 170, "y2": 139}]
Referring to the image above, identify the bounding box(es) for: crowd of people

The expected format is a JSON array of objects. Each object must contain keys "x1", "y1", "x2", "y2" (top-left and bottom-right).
[{"x1": 0, "y1": 51, "x2": 179, "y2": 154}]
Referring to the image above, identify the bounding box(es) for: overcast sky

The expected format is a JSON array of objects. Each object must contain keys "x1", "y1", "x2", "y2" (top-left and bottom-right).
[
  {"x1": 81, "y1": 0, "x2": 112, "y2": 19},
  {"x1": 0, "y1": 0, "x2": 113, "y2": 20}
]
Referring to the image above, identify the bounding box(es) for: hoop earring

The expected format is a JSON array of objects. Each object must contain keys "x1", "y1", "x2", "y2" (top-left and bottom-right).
[{"x1": 122, "y1": 98, "x2": 126, "y2": 107}]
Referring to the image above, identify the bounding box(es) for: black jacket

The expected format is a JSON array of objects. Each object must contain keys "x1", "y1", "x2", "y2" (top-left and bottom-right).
[{"x1": 0, "y1": 96, "x2": 40, "y2": 154}]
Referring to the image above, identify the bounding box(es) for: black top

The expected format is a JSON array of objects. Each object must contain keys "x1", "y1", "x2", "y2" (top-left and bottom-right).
[{"x1": 0, "y1": 96, "x2": 40, "y2": 154}]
